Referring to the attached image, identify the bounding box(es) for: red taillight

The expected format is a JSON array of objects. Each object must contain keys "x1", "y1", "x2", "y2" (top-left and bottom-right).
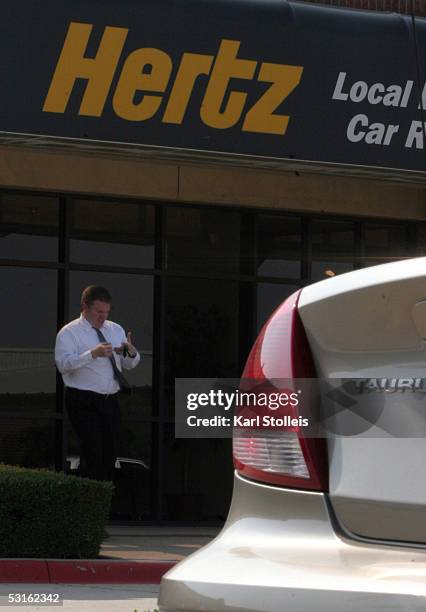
[{"x1": 233, "y1": 289, "x2": 328, "y2": 492}]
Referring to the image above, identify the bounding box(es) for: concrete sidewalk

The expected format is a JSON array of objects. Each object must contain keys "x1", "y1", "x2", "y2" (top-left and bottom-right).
[
  {"x1": 0, "y1": 526, "x2": 221, "y2": 585},
  {"x1": 100, "y1": 525, "x2": 220, "y2": 562}
]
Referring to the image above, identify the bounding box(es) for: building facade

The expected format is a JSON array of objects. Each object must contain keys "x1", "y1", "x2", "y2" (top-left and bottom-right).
[{"x1": 1, "y1": 0, "x2": 426, "y2": 521}]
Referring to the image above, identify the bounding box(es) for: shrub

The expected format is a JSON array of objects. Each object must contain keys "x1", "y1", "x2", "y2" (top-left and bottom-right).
[{"x1": 0, "y1": 464, "x2": 113, "y2": 558}]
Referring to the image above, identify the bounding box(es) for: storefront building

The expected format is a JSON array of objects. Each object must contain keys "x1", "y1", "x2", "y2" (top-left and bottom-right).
[{"x1": 1, "y1": 0, "x2": 426, "y2": 522}]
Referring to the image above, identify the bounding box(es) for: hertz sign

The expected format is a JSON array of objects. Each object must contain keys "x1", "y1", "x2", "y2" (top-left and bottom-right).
[
  {"x1": 43, "y1": 23, "x2": 303, "y2": 136},
  {"x1": 2, "y1": 0, "x2": 426, "y2": 172}
]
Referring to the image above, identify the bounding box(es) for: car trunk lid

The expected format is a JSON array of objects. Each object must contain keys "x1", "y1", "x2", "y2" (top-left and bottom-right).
[{"x1": 298, "y1": 258, "x2": 426, "y2": 545}]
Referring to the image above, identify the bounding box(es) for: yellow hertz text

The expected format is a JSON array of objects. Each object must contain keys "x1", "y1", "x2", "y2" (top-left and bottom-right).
[{"x1": 43, "y1": 22, "x2": 304, "y2": 135}]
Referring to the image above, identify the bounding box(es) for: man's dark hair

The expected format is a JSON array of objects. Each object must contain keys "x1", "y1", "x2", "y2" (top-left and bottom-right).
[{"x1": 81, "y1": 285, "x2": 112, "y2": 307}]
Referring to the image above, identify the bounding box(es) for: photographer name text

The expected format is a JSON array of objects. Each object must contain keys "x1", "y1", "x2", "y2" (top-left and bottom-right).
[{"x1": 187, "y1": 415, "x2": 309, "y2": 427}]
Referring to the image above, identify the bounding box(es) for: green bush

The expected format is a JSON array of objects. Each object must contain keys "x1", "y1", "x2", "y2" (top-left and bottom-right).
[{"x1": 0, "y1": 464, "x2": 113, "y2": 559}]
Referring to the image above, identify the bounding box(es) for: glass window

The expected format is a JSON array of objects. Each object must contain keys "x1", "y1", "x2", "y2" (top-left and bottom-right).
[
  {"x1": 257, "y1": 215, "x2": 302, "y2": 278},
  {"x1": 311, "y1": 220, "x2": 355, "y2": 281},
  {"x1": 416, "y1": 223, "x2": 426, "y2": 256},
  {"x1": 0, "y1": 267, "x2": 57, "y2": 414},
  {"x1": 69, "y1": 272, "x2": 153, "y2": 417},
  {"x1": 70, "y1": 199, "x2": 155, "y2": 268},
  {"x1": 164, "y1": 277, "x2": 241, "y2": 415},
  {"x1": 162, "y1": 426, "x2": 233, "y2": 521},
  {"x1": 0, "y1": 418, "x2": 56, "y2": 468},
  {"x1": 257, "y1": 283, "x2": 300, "y2": 331},
  {"x1": 66, "y1": 420, "x2": 153, "y2": 520},
  {"x1": 240, "y1": 214, "x2": 255, "y2": 275},
  {"x1": 115, "y1": 421, "x2": 153, "y2": 520},
  {"x1": 166, "y1": 207, "x2": 240, "y2": 275},
  {"x1": 363, "y1": 223, "x2": 407, "y2": 265},
  {"x1": 0, "y1": 193, "x2": 59, "y2": 261}
]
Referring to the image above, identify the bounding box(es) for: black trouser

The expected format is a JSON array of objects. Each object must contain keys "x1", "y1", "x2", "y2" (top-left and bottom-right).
[{"x1": 66, "y1": 387, "x2": 120, "y2": 482}]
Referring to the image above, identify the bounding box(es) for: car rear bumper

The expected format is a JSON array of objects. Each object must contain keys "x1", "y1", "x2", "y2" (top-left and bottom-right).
[{"x1": 159, "y1": 472, "x2": 426, "y2": 612}]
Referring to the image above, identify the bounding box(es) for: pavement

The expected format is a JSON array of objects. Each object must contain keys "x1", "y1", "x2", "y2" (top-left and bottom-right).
[
  {"x1": 0, "y1": 525, "x2": 220, "y2": 586},
  {"x1": 100, "y1": 525, "x2": 219, "y2": 562}
]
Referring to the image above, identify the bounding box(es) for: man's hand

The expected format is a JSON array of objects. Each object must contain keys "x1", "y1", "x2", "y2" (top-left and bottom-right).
[
  {"x1": 114, "y1": 332, "x2": 137, "y2": 358},
  {"x1": 91, "y1": 342, "x2": 113, "y2": 359}
]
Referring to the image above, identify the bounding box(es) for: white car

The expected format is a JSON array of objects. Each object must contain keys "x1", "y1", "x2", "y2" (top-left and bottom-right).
[{"x1": 159, "y1": 257, "x2": 426, "y2": 611}]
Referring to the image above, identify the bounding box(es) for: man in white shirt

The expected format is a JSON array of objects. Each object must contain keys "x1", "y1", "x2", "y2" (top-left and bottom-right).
[{"x1": 55, "y1": 285, "x2": 140, "y2": 481}]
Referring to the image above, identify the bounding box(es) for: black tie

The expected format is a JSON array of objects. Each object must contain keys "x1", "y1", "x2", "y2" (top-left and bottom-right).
[{"x1": 93, "y1": 327, "x2": 132, "y2": 395}]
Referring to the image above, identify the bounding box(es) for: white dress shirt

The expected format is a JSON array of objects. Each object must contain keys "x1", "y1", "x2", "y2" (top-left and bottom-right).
[{"x1": 55, "y1": 314, "x2": 140, "y2": 394}]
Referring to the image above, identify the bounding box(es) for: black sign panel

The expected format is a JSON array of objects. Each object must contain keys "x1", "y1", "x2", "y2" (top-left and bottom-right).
[{"x1": 1, "y1": 0, "x2": 425, "y2": 172}]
